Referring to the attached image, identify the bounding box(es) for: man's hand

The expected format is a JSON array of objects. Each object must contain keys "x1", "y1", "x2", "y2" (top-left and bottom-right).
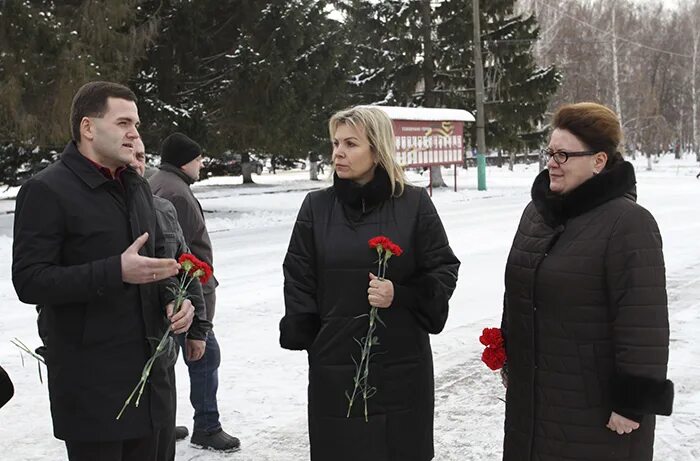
[
  {"x1": 367, "y1": 272, "x2": 394, "y2": 308},
  {"x1": 121, "y1": 233, "x2": 180, "y2": 284},
  {"x1": 606, "y1": 411, "x2": 640, "y2": 435},
  {"x1": 166, "y1": 299, "x2": 195, "y2": 334},
  {"x1": 186, "y1": 339, "x2": 206, "y2": 361}
]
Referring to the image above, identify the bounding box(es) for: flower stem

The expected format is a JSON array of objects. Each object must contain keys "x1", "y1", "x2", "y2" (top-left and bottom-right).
[{"x1": 117, "y1": 274, "x2": 189, "y2": 419}]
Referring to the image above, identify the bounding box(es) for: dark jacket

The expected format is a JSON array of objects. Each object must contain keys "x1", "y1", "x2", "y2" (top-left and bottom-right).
[
  {"x1": 0, "y1": 365, "x2": 13, "y2": 410},
  {"x1": 12, "y1": 142, "x2": 176, "y2": 441},
  {"x1": 280, "y1": 168, "x2": 460, "y2": 461},
  {"x1": 153, "y1": 195, "x2": 211, "y2": 340},
  {"x1": 502, "y1": 161, "x2": 673, "y2": 461},
  {"x1": 149, "y1": 164, "x2": 219, "y2": 321}
]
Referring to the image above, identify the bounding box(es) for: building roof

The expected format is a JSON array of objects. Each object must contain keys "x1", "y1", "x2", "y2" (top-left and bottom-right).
[{"x1": 359, "y1": 105, "x2": 475, "y2": 122}]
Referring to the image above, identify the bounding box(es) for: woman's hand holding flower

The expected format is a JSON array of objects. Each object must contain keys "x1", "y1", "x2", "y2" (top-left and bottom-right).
[
  {"x1": 166, "y1": 298, "x2": 195, "y2": 334},
  {"x1": 606, "y1": 411, "x2": 640, "y2": 435},
  {"x1": 368, "y1": 272, "x2": 394, "y2": 308}
]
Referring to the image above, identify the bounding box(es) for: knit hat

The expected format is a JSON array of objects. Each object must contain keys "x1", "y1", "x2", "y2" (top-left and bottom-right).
[{"x1": 160, "y1": 132, "x2": 202, "y2": 167}]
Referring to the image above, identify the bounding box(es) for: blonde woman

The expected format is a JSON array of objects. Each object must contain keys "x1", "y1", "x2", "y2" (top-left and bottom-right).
[{"x1": 280, "y1": 106, "x2": 460, "y2": 461}]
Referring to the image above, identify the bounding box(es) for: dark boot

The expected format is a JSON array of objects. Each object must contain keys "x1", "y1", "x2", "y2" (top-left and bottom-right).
[{"x1": 190, "y1": 428, "x2": 240, "y2": 452}]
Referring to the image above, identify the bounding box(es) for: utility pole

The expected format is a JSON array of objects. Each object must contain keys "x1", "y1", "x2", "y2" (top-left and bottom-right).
[{"x1": 473, "y1": 0, "x2": 487, "y2": 191}]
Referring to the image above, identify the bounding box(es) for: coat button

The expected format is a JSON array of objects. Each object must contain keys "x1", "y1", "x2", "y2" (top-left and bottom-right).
[{"x1": 97, "y1": 288, "x2": 104, "y2": 296}]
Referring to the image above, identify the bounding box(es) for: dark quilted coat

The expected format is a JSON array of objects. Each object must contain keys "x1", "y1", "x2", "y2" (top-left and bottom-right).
[
  {"x1": 280, "y1": 168, "x2": 460, "y2": 461},
  {"x1": 502, "y1": 161, "x2": 673, "y2": 461}
]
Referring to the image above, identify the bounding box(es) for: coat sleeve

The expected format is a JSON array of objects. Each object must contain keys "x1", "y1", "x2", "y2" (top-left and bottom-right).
[
  {"x1": 392, "y1": 188, "x2": 460, "y2": 334},
  {"x1": 12, "y1": 179, "x2": 124, "y2": 305},
  {"x1": 155, "y1": 201, "x2": 212, "y2": 341},
  {"x1": 167, "y1": 193, "x2": 212, "y2": 267},
  {"x1": 605, "y1": 205, "x2": 673, "y2": 417},
  {"x1": 280, "y1": 194, "x2": 321, "y2": 350}
]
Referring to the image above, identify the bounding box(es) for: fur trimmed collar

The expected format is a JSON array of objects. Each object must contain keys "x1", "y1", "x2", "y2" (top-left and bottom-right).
[
  {"x1": 531, "y1": 161, "x2": 637, "y2": 227},
  {"x1": 333, "y1": 165, "x2": 392, "y2": 212}
]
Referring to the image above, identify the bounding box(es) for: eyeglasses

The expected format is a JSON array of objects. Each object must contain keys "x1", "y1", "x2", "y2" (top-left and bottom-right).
[{"x1": 541, "y1": 148, "x2": 597, "y2": 164}]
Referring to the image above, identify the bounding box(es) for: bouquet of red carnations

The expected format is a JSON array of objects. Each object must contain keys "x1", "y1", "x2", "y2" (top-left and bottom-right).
[
  {"x1": 117, "y1": 253, "x2": 211, "y2": 419},
  {"x1": 346, "y1": 236, "x2": 403, "y2": 422},
  {"x1": 480, "y1": 327, "x2": 506, "y2": 371}
]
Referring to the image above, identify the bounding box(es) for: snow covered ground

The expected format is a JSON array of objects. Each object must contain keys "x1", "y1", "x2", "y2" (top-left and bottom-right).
[{"x1": 0, "y1": 155, "x2": 698, "y2": 460}]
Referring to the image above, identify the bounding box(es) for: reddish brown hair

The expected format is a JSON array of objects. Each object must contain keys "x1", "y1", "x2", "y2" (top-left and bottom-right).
[{"x1": 552, "y1": 102, "x2": 624, "y2": 169}]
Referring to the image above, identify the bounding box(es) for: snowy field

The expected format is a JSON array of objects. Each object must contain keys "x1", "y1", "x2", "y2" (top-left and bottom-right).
[{"x1": 0, "y1": 155, "x2": 699, "y2": 460}]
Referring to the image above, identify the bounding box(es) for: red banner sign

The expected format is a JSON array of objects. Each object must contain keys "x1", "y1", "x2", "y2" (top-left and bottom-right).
[{"x1": 392, "y1": 120, "x2": 464, "y2": 167}]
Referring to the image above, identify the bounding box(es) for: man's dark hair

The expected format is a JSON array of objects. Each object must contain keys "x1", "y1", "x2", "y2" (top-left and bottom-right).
[{"x1": 70, "y1": 81, "x2": 137, "y2": 143}]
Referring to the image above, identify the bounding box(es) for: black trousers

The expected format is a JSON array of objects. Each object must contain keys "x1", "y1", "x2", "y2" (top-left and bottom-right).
[{"x1": 65, "y1": 431, "x2": 162, "y2": 461}]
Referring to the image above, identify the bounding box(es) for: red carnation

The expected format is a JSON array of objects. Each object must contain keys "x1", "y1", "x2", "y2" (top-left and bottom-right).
[
  {"x1": 479, "y1": 328, "x2": 503, "y2": 348},
  {"x1": 482, "y1": 346, "x2": 506, "y2": 371},
  {"x1": 386, "y1": 242, "x2": 403, "y2": 257},
  {"x1": 197, "y1": 261, "x2": 213, "y2": 285},
  {"x1": 368, "y1": 236, "x2": 391, "y2": 250},
  {"x1": 177, "y1": 253, "x2": 213, "y2": 284}
]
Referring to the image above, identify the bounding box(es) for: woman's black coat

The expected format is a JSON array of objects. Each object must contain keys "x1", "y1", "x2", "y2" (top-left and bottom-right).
[
  {"x1": 502, "y1": 162, "x2": 673, "y2": 461},
  {"x1": 280, "y1": 169, "x2": 460, "y2": 461}
]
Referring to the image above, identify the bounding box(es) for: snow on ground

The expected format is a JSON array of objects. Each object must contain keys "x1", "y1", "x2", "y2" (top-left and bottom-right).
[{"x1": 0, "y1": 156, "x2": 698, "y2": 460}]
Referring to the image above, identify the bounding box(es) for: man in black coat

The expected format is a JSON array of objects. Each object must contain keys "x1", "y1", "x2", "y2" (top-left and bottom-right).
[{"x1": 12, "y1": 81, "x2": 196, "y2": 460}]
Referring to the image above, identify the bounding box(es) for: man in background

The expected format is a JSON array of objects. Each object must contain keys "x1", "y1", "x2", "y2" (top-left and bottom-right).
[
  {"x1": 131, "y1": 138, "x2": 212, "y2": 459},
  {"x1": 149, "y1": 133, "x2": 239, "y2": 452}
]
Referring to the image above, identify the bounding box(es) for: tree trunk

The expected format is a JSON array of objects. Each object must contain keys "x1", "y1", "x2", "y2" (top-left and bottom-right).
[
  {"x1": 309, "y1": 154, "x2": 319, "y2": 181},
  {"x1": 241, "y1": 152, "x2": 254, "y2": 184},
  {"x1": 693, "y1": 31, "x2": 699, "y2": 160},
  {"x1": 612, "y1": 3, "x2": 623, "y2": 124},
  {"x1": 429, "y1": 166, "x2": 447, "y2": 187},
  {"x1": 420, "y1": 0, "x2": 447, "y2": 188},
  {"x1": 509, "y1": 150, "x2": 516, "y2": 171},
  {"x1": 646, "y1": 152, "x2": 653, "y2": 171}
]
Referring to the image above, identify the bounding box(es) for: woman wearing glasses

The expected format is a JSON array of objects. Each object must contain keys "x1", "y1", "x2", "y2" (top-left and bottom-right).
[{"x1": 500, "y1": 102, "x2": 673, "y2": 461}]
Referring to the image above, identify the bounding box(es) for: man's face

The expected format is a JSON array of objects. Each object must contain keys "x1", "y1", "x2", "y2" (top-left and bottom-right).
[
  {"x1": 181, "y1": 155, "x2": 204, "y2": 181},
  {"x1": 82, "y1": 97, "x2": 140, "y2": 169},
  {"x1": 129, "y1": 138, "x2": 147, "y2": 177}
]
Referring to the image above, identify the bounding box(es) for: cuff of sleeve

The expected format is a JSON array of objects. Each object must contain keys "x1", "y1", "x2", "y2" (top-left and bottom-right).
[
  {"x1": 187, "y1": 318, "x2": 212, "y2": 341},
  {"x1": 279, "y1": 313, "x2": 321, "y2": 350},
  {"x1": 391, "y1": 283, "x2": 419, "y2": 310},
  {"x1": 614, "y1": 410, "x2": 644, "y2": 423},
  {"x1": 101, "y1": 254, "x2": 124, "y2": 296},
  {"x1": 611, "y1": 373, "x2": 674, "y2": 416}
]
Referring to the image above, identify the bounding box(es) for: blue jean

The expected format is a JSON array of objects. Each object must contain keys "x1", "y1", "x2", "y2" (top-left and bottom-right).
[{"x1": 177, "y1": 330, "x2": 221, "y2": 433}]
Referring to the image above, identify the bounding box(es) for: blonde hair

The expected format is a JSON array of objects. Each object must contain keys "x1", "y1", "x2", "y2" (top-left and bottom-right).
[{"x1": 329, "y1": 106, "x2": 406, "y2": 196}]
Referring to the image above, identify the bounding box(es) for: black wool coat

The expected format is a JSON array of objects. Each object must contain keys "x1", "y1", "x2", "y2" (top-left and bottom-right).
[
  {"x1": 502, "y1": 161, "x2": 673, "y2": 461},
  {"x1": 280, "y1": 168, "x2": 460, "y2": 461},
  {"x1": 12, "y1": 142, "x2": 177, "y2": 441}
]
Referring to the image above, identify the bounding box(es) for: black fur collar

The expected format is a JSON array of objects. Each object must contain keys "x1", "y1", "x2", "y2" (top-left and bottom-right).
[
  {"x1": 333, "y1": 165, "x2": 392, "y2": 212},
  {"x1": 531, "y1": 161, "x2": 637, "y2": 227}
]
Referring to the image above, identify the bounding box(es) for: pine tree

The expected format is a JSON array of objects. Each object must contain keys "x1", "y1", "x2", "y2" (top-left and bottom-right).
[
  {"x1": 0, "y1": 0, "x2": 155, "y2": 186},
  {"x1": 336, "y1": 0, "x2": 425, "y2": 106},
  {"x1": 339, "y1": 0, "x2": 559, "y2": 158},
  {"x1": 435, "y1": 0, "x2": 560, "y2": 153},
  {"x1": 133, "y1": 0, "x2": 349, "y2": 182}
]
